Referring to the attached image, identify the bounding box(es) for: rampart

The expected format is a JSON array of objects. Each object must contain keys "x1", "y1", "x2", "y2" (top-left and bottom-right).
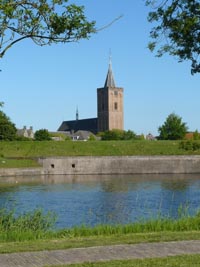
[
  {"x1": 1, "y1": 156, "x2": 200, "y2": 177},
  {"x1": 39, "y1": 156, "x2": 200, "y2": 175}
]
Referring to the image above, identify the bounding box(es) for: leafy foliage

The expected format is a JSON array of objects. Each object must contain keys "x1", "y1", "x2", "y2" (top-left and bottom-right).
[
  {"x1": 193, "y1": 130, "x2": 200, "y2": 140},
  {"x1": 0, "y1": 109, "x2": 17, "y2": 140},
  {"x1": 100, "y1": 129, "x2": 137, "y2": 141},
  {"x1": 0, "y1": 0, "x2": 96, "y2": 58},
  {"x1": 158, "y1": 113, "x2": 188, "y2": 140},
  {"x1": 34, "y1": 129, "x2": 51, "y2": 141},
  {"x1": 0, "y1": 208, "x2": 56, "y2": 241},
  {"x1": 179, "y1": 140, "x2": 200, "y2": 151},
  {"x1": 146, "y1": 0, "x2": 200, "y2": 74}
]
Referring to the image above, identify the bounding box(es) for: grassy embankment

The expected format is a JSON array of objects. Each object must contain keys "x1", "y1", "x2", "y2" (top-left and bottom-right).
[
  {"x1": 1, "y1": 209, "x2": 200, "y2": 254},
  {"x1": 0, "y1": 140, "x2": 200, "y2": 168}
]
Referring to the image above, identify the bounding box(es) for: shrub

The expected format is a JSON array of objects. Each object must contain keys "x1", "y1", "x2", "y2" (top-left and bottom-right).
[
  {"x1": 179, "y1": 140, "x2": 200, "y2": 151},
  {"x1": 101, "y1": 129, "x2": 137, "y2": 141},
  {"x1": 34, "y1": 129, "x2": 51, "y2": 141}
]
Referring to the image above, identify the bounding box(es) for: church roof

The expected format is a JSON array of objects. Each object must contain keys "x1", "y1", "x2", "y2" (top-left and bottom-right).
[
  {"x1": 57, "y1": 118, "x2": 98, "y2": 134},
  {"x1": 104, "y1": 62, "x2": 116, "y2": 88}
]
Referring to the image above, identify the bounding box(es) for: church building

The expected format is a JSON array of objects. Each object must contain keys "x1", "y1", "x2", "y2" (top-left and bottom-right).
[{"x1": 58, "y1": 61, "x2": 124, "y2": 134}]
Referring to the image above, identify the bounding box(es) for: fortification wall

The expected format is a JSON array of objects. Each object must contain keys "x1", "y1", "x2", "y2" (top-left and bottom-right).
[
  {"x1": 39, "y1": 156, "x2": 200, "y2": 175},
  {"x1": 1, "y1": 156, "x2": 200, "y2": 177}
]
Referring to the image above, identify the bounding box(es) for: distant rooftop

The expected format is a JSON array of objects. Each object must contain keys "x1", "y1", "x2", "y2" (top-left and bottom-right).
[{"x1": 57, "y1": 118, "x2": 98, "y2": 134}]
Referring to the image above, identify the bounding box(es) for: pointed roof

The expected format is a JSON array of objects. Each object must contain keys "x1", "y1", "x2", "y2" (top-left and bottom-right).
[
  {"x1": 76, "y1": 106, "x2": 79, "y2": 121},
  {"x1": 104, "y1": 61, "x2": 116, "y2": 88}
]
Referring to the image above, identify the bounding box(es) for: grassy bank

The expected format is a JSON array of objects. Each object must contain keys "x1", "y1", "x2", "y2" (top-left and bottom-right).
[
  {"x1": 0, "y1": 157, "x2": 40, "y2": 168},
  {"x1": 0, "y1": 140, "x2": 199, "y2": 168},
  {"x1": 1, "y1": 140, "x2": 200, "y2": 158},
  {"x1": 2, "y1": 209, "x2": 200, "y2": 242},
  {"x1": 1, "y1": 209, "x2": 200, "y2": 253}
]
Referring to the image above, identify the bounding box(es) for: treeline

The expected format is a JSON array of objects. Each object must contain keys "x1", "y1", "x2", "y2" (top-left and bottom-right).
[
  {"x1": 99, "y1": 129, "x2": 144, "y2": 141},
  {"x1": 0, "y1": 105, "x2": 51, "y2": 141}
]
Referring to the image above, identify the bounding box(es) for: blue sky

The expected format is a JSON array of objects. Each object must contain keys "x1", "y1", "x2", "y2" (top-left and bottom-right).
[{"x1": 1, "y1": 0, "x2": 200, "y2": 136}]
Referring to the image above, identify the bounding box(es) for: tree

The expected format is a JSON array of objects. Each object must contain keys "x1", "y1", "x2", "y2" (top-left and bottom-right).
[
  {"x1": 158, "y1": 113, "x2": 188, "y2": 140},
  {"x1": 0, "y1": 107, "x2": 17, "y2": 140},
  {"x1": 101, "y1": 129, "x2": 137, "y2": 141},
  {"x1": 123, "y1": 130, "x2": 137, "y2": 140},
  {"x1": 101, "y1": 129, "x2": 125, "y2": 140},
  {"x1": 0, "y1": 0, "x2": 96, "y2": 59},
  {"x1": 146, "y1": 0, "x2": 200, "y2": 74},
  {"x1": 193, "y1": 130, "x2": 200, "y2": 140},
  {"x1": 34, "y1": 129, "x2": 51, "y2": 141}
]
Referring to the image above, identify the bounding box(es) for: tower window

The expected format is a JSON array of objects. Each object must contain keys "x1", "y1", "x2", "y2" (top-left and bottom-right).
[
  {"x1": 114, "y1": 91, "x2": 118, "y2": 96},
  {"x1": 114, "y1": 102, "x2": 118, "y2": 110}
]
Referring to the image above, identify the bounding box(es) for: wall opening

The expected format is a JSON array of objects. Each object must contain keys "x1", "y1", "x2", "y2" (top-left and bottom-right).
[
  {"x1": 51, "y1": 164, "x2": 55, "y2": 169},
  {"x1": 72, "y1": 164, "x2": 76, "y2": 168}
]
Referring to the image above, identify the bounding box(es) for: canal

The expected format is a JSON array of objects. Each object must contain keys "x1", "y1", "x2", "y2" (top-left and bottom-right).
[{"x1": 0, "y1": 174, "x2": 200, "y2": 228}]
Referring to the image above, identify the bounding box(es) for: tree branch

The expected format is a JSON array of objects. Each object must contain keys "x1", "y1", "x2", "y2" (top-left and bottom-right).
[
  {"x1": 97, "y1": 15, "x2": 123, "y2": 32},
  {"x1": 0, "y1": 33, "x2": 74, "y2": 58}
]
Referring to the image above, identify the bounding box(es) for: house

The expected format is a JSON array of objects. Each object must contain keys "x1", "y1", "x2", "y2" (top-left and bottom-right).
[
  {"x1": 17, "y1": 126, "x2": 34, "y2": 139},
  {"x1": 71, "y1": 130, "x2": 96, "y2": 141},
  {"x1": 146, "y1": 133, "x2": 156, "y2": 141}
]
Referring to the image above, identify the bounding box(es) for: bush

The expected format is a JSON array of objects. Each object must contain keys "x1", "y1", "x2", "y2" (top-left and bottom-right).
[
  {"x1": 34, "y1": 129, "x2": 51, "y2": 141},
  {"x1": 179, "y1": 140, "x2": 200, "y2": 151},
  {"x1": 0, "y1": 208, "x2": 56, "y2": 241},
  {"x1": 88, "y1": 134, "x2": 96, "y2": 141},
  {"x1": 101, "y1": 129, "x2": 137, "y2": 141},
  {"x1": 193, "y1": 130, "x2": 200, "y2": 140}
]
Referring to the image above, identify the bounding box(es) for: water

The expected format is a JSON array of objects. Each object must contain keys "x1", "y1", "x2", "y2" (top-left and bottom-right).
[{"x1": 0, "y1": 174, "x2": 200, "y2": 229}]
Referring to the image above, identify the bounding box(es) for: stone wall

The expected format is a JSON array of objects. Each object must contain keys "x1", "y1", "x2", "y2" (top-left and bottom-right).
[
  {"x1": 39, "y1": 156, "x2": 200, "y2": 175},
  {"x1": 1, "y1": 156, "x2": 200, "y2": 177},
  {"x1": 0, "y1": 167, "x2": 43, "y2": 177}
]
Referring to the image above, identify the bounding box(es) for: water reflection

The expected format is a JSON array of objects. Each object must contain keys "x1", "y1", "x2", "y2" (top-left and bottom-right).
[{"x1": 0, "y1": 174, "x2": 200, "y2": 228}]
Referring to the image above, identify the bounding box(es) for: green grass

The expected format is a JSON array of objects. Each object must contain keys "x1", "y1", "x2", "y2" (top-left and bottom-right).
[
  {"x1": 0, "y1": 157, "x2": 40, "y2": 168},
  {"x1": 0, "y1": 140, "x2": 200, "y2": 158},
  {"x1": 0, "y1": 140, "x2": 199, "y2": 168},
  {"x1": 2, "y1": 208, "x2": 200, "y2": 242},
  {"x1": 1, "y1": 231, "x2": 200, "y2": 254},
  {"x1": 2, "y1": 208, "x2": 200, "y2": 243},
  {"x1": 1, "y1": 209, "x2": 200, "y2": 253},
  {"x1": 48, "y1": 254, "x2": 200, "y2": 267}
]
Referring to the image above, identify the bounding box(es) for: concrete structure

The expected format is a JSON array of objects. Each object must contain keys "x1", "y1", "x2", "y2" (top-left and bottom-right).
[
  {"x1": 1, "y1": 156, "x2": 200, "y2": 177},
  {"x1": 38, "y1": 156, "x2": 200, "y2": 176},
  {"x1": 58, "y1": 60, "x2": 124, "y2": 134}
]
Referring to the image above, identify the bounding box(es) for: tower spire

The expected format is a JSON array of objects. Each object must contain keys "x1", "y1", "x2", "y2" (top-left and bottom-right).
[
  {"x1": 104, "y1": 51, "x2": 116, "y2": 88},
  {"x1": 76, "y1": 106, "x2": 79, "y2": 121}
]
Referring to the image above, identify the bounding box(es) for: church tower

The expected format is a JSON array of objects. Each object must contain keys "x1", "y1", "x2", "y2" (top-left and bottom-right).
[{"x1": 97, "y1": 61, "x2": 124, "y2": 132}]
